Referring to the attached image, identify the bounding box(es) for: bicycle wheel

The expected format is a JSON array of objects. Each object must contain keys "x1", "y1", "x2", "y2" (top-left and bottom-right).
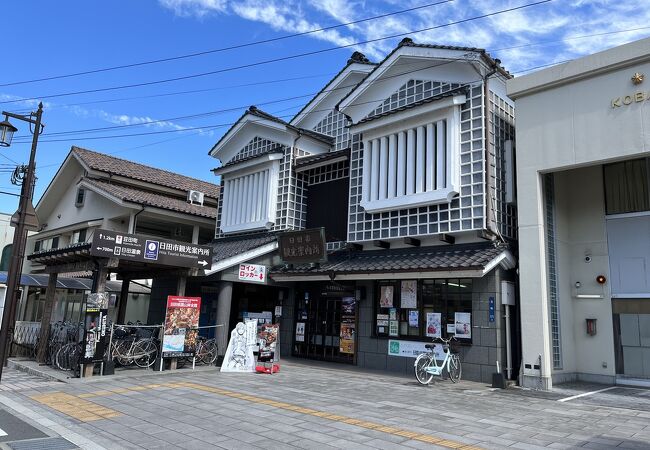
[
  {"x1": 115, "y1": 340, "x2": 134, "y2": 366},
  {"x1": 200, "y1": 339, "x2": 218, "y2": 365},
  {"x1": 448, "y1": 354, "x2": 462, "y2": 383},
  {"x1": 414, "y1": 353, "x2": 434, "y2": 385},
  {"x1": 134, "y1": 340, "x2": 158, "y2": 368}
]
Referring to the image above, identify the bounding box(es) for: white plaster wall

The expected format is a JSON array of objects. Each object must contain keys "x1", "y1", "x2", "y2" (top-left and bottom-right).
[
  {"x1": 556, "y1": 167, "x2": 615, "y2": 378},
  {"x1": 511, "y1": 52, "x2": 650, "y2": 387}
]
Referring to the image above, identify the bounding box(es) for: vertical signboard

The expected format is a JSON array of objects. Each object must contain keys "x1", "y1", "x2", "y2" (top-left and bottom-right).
[
  {"x1": 340, "y1": 297, "x2": 356, "y2": 354},
  {"x1": 82, "y1": 293, "x2": 109, "y2": 364},
  {"x1": 162, "y1": 296, "x2": 201, "y2": 357}
]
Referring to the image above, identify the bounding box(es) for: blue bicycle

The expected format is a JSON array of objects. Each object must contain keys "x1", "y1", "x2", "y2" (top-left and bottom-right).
[{"x1": 414, "y1": 336, "x2": 462, "y2": 384}]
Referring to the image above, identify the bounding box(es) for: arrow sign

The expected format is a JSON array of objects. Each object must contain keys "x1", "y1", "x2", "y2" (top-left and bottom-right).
[{"x1": 198, "y1": 260, "x2": 208, "y2": 267}]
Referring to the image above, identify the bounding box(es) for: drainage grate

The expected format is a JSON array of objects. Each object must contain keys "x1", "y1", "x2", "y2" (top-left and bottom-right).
[{"x1": 8, "y1": 437, "x2": 78, "y2": 450}]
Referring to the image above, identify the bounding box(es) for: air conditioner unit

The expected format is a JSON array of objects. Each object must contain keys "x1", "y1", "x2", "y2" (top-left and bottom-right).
[{"x1": 187, "y1": 190, "x2": 205, "y2": 206}]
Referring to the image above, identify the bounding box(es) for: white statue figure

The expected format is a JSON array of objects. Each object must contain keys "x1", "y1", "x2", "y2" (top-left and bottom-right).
[{"x1": 220, "y1": 321, "x2": 256, "y2": 372}]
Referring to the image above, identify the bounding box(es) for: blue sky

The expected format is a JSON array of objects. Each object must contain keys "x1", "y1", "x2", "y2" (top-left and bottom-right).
[{"x1": 1, "y1": 0, "x2": 649, "y2": 213}]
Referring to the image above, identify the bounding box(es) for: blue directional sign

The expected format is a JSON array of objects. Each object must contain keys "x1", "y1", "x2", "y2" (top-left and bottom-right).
[{"x1": 489, "y1": 296, "x2": 495, "y2": 323}]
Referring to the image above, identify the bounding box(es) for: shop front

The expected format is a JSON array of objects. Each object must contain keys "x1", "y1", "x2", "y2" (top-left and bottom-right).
[{"x1": 271, "y1": 242, "x2": 518, "y2": 383}]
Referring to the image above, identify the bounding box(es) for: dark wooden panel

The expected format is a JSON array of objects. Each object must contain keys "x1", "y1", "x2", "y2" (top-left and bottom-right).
[{"x1": 306, "y1": 178, "x2": 349, "y2": 242}]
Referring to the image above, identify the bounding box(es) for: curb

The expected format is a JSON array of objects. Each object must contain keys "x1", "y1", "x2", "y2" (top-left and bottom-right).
[{"x1": 7, "y1": 359, "x2": 69, "y2": 383}]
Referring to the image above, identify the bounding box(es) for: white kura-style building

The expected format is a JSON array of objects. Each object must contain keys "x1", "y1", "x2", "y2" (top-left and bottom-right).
[{"x1": 508, "y1": 37, "x2": 650, "y2": 389}]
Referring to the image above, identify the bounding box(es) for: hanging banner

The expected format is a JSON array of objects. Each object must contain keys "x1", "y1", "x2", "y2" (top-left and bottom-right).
[
  {"x1": 162, "y1": 296, "x2": 201, "y2": 357},
  {"x1": 82, "y1": 293, "x2": 109, "y2": 364},
  {"x1": 400, "y1": 280, "x2": 417, "y2": 308},
  {"x1": 455, "y1": 312, "x2": 472, "y2": 339},
  {"x1": 221, "y1": 320, "x2": 257, "y2": 372},
  {"x1": 295, "y1": 322, "x2": 305, "y2": 342},
  {"x1": 340, "y1": 323, "x2": 355, "y2": 354},
  {"x1": 380, "y1": 285, "x2": 394, "y2": 308},
  {"x1": 426, "y1": 312, "x2": 442, "y2": 338}
]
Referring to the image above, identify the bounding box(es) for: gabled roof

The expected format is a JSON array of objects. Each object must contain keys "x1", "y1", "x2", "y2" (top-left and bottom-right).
[
  {"x1": 337, "y1": 37, "x2": 511, "y2": 114},
  {"x1": 290, "y1": 51, "x2": 376, "y2": 128},
  {"x1": 208, "y1": 107, "x2": 333, "y2": 159},
  {"x1": 72, "y1": 146, "x2": 220, "y2": 199},
  {"x1": 81, "y1": 178, "x2": 217, "y2": 219}
]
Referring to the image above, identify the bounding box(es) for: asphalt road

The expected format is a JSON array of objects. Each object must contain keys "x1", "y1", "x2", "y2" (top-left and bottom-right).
[{"x1": 0, "y1": 407, "x2": 47, "y2": 443}]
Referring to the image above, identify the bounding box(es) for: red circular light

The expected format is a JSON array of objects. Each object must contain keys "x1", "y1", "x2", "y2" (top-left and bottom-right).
[{"x1": 596, "y1": 275, "x2": 607, "y2": 284}]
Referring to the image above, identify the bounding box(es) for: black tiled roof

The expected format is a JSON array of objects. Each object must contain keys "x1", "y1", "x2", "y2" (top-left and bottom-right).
[
  {"x1": 208, "y1": 107, "x2": 333, "y2": 157},
  {"x1": 212, "y1": 232, "x2": 277, "y2": 264},
  {"x1": 336, "y1": 37, "x2": 511, "y2": 110},
  {"x1": 270, "y1": 242, "x2": 506, "y2": 276},
  {"x1": 355, "y1": 86, "x2": 469, "y2": 125},
  {"x1": 294, "y1": 148, "x2": 350, "y2": 169}
]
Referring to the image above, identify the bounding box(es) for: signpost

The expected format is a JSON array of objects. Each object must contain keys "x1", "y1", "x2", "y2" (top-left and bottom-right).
[
  {"x1": 277, "y1": 228, "x2": 327, "y2": 264},
  {"x1": 238, "y1": 263, "x2": 266, "y2": 283},
  {"x1": 90, "y1": 229, "x2": 212, "y2": 270}
]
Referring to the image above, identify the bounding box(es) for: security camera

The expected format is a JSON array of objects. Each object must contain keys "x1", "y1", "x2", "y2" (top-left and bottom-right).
[{"x1": 584, "y1": 255, "x2": 592, "y2": 263}]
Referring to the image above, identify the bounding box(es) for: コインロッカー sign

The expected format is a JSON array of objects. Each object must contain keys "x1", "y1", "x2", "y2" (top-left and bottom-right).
[
  {"x1": 277, "y1": 228, "x2": 327, "y2": 264},
  {"x1": 90, "y1": 229, "x2": 212, "y2": 269}
]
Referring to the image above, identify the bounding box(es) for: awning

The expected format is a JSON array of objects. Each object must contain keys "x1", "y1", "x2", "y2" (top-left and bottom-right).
[
  {"x1": 206, "y1": 232, "x2": 278, "y2": 275},
  {"x1": 269, "y1": 242, "x2": 516, "y2": 281},
  {"x1": 0, "y1": 271, "x2": 151, "y2": 294}
]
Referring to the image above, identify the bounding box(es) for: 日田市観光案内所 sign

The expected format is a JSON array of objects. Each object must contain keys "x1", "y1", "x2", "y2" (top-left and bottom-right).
[{"x1": 90, "y1": 229, "x2": 212, "y2": 269}]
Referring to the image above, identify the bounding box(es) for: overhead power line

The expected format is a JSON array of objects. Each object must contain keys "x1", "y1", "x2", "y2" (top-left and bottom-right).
[
  {"x1": 0, "y1": 0, "x2": 552, "y2": 106},
  {"x1": 0, "y1": 0, "x2": 455, "y2": 88},
  {"x1": 14, "y1": 57, "x2": 568, "y2": 147}
]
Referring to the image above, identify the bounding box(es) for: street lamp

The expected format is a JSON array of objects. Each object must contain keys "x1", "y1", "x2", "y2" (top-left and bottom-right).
[{"x1": 0, "y1": 103, "x2": 44, "y2": 381}]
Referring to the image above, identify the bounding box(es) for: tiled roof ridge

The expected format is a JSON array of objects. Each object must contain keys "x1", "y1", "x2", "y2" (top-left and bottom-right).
[
  {"x1": 83, "y1": 178, "x2": 217, "y2": 219},
  {"x1": 247, "y1": 106, "x2": 334, "y2": 144},
  {"x1": 71, "y1": 146, "x2": 220, "y2": 198}
]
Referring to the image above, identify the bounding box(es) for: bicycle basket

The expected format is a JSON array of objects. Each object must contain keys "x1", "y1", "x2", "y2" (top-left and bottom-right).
[
  {"x1": 135, "y1": 328, "x2": 154, "y2": 339},
  {"x1": 450, "y1": 340, "x2": 462, "y2": 354}
]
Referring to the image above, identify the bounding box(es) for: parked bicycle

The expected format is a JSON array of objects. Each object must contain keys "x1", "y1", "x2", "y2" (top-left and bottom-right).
[
  {"x1": 110, "y1": 325, "x2": 159, "y2": 368},
  {"x1": 194, "y1": 336, "x2": 218, "y2": 365},
  {"x1": 414, "y1": 336, "x2": 462, "y2": 384}
]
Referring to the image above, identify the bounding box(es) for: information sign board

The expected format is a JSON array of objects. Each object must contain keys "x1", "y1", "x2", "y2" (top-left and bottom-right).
[
  {"x1": 162, "y1": 296, "x2": 201, "y2": 358},
  {"x1": 90, "y1": 229, "x2": 212, "y2": 269},
  {"x1": 277, "y1": 228, "x2": 327, "y2": 264},
  {"x1": 238, "y1": 263, "x2": 266, "y2": 283}
]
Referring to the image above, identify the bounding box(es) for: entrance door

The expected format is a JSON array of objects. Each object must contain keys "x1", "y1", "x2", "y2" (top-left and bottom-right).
[
  {"x1": 293, "y1": 284, "x2": 355, "y2": 364},
  {"x1": 613, "y1": 300, "x2": 650, "y2": 379}
]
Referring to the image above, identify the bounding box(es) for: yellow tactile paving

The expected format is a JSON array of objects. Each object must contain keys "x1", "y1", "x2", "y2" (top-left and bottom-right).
[
  {"x1": 30, "y1": 381, "x2": 481, "y2": 449},
  {"x1": 30, "y1": 392, "x2": 121, "y2": 422}
]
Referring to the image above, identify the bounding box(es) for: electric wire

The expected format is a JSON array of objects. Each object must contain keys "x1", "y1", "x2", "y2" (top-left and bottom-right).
[
  {"x1": 0, "y1": 0, "x2": 455, "y2": 88},
  {"x1": 0, "y1": 0, "x2": 552, "y2": 106}
]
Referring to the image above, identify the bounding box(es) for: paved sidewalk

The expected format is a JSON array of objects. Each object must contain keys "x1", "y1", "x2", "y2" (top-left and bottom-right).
[
  {"x1": 1, "y1": 361, "x2": 649, "y2": 449},
  {"x1": 0, "y1": 368, "x2": 62, "y2": 392}
]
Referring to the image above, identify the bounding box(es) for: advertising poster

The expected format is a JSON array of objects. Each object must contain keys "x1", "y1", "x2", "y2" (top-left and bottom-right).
[
  {"x1": 400, "y1": 280, "x2": 417, "y2": 308},
  {"x1": 389, "y1": 320, "x2": 399, "y2": 336},
  {"x1": 409, "y1": 310, "x2": 419, "y2": 327},
  {"x1": 455, "y1": 312, "x2": 472, "y2": 339},
  {"x1": 162, "y1": 296, "x2": 201, "y2": 357},
  {"x1": 426, "y1": 312, "x2": 442, "y2": 338},
  {"x1": 379, "y1": 286, "x2": 394, "y2": 308},
  {"x1": 388, "y1": 339, "x2": 444, "y2": 361},
  {"x1": 82, "y1": 293, "x2": 109, "y2": 364},
  {"x1": 295, "y1": 322, "x2": 305, "y2": 342},
  {"x1": 257, "y1": 324, "x2": 279, "y2": 362},
  {"x1": 341, "y1": 297, "x2": 355, "y2": 315},
  {"x1": 389, "y1": 308, "x2": 397, "y2": 321},
  {"x1": 221, "y1": 321, "x2": 257, "y2": 372},
  {"x1": 340, "y1": 323, "x2": 355, "y2": 354}
]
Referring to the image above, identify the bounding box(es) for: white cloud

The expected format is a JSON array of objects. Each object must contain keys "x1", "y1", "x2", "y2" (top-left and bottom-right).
[{"x1": 158, "y1": 0, "x2": 227, "y2": 17}]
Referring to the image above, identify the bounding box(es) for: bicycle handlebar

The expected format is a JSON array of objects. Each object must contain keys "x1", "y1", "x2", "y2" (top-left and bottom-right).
[{"x1": 431, "y1": 336, "x2": 457, "y2": 345}]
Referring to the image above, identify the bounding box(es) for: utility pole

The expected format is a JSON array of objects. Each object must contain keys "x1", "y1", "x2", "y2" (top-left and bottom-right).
[{"x1": 0, "y1": 102, "x2": 44, "y2": 381}]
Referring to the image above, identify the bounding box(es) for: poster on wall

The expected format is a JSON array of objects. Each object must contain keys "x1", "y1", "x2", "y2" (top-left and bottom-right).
[
  {"x1": 426, "y1": 312, "x2": 441, "y2": 338},
  {"x1": 295, "y1": 322, "x2": 305, "y2": 342},
  {"x1": 409, "y1": 310, "x2": 419, "y2": 327},
  {"x1": 221, "y1": 321, "x2": 257, "y2": 372},
  {"x1": 257, "y1": 324, "x2": 279, "y2": 362},
  {"x1": 340, "y1": 323, "x2": 355, "y2": 354},
  {"x1": 389, "y1": 320, "x2": 399, "y2": 336},
  {"x1": 82, "y1": 293, "x2": 109, "y2": 364},
  {"x1": 389, "y1": 308, "x2": 397, "y2": 321},
  {"x1": 380, "y1": 286, "x2": 394, "y2": 308},
  {"x1": 162, "y1": 296, "x2": 201, "y2": 357},
  {"x1": 400, "y1": 280, "x2": 417, "y2": 308},
  {"x1": 455, "y1": 312, "x2": 472, "y2": 339}
]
